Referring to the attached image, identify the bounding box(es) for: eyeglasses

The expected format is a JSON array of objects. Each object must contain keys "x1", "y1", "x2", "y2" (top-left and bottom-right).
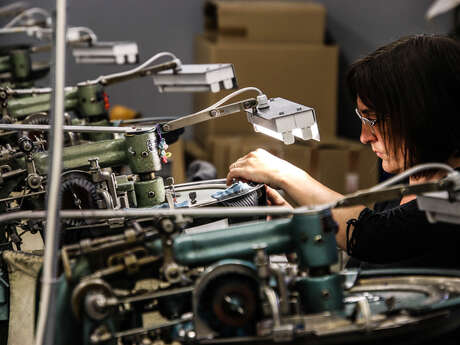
[{"x1": 355, "y1": 108, "x2": 379, "y2": 133}]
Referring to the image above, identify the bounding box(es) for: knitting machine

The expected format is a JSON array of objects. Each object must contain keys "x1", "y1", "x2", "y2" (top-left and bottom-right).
[
  {"x1": 1, "y1": 152, "x2": 460, "y2": 345},
  {"x1": 42, "y1": 167, "x2": 460, "y2": 345},
  {"x1": 0, "y1": 81, "x2": 320, "y2": 345},
  {"x1": 1, "y1": 202, "x2": 455, "y2": 345}
]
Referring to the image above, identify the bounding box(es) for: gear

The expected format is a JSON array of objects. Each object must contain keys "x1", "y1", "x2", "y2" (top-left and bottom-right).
[
  {"x1": 21, "y1": 113, "x2": 49, "y2": 148},
  {"x1": 196, "y1": 268, "x2": 261, "y2": 337},
  {"x1": 21, "y1": 113, "x2": 77, "y2": 148},
  {"x1": 61, "y1": 172, "x2": 99, "y2": 226}
]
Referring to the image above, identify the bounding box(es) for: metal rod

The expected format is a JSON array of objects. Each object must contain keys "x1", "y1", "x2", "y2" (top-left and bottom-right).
[
  {"x1": 171, "y1": 184, "x2": 227, "y2": 192},
  {"x1": 5, "y1": 86, "x2": 76, "y2": 95},
  {"x1": 112, "y1": 116, "x2": 177, "y2": 125},
  {"x1": 0, "y1": 123, "x2": 147, "y2": 133},
  {"x1": 165, "y1": 179, "x2": 227, "y2": 189},
  {"x1": 0, "y1": 206, "x2": 320, "y2": 223},
  {"x1": 35, "y1": 0, "x2": 66, "y2": 344}
]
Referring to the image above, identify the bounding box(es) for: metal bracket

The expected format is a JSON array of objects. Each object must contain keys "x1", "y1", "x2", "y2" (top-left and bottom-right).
[{"x1": 161, "y1": 98, "x2": 257, "y2": 132}]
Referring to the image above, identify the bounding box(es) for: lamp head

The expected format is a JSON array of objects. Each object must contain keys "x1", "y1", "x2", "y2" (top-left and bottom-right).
[
  {"x1": 246, "y1": 96, "x2": 320, "y2": 145},
  {"x1": 152, "y1": 63, "x2": 237, "y2": 93},
  {"x1": 72, "y1": 41, "x2": 139, "y2": 65}
]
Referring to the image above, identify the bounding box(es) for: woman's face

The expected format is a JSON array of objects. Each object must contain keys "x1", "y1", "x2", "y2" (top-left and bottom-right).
[{"x1": 356, "y1": 97, "x2": 404, "y2": 174}]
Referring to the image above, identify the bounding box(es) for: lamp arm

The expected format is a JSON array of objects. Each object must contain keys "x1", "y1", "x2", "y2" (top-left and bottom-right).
[
  {"x1": 0, "y1": 97, "x2": 257, "y2": 134},
  {"x1": 95, "y1": 61, "x2": 178, "y2": 86},
  {"x1": 161, "y1": 98, "x2": 257, "y2": 132}
]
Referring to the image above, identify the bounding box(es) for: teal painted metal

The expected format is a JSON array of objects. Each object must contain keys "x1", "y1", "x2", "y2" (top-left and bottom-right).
[
  {"x1": 7, "y1": 87, "x2": 78, "y2": 119},
  {"x1": 124, "y1": 129, "x2": 162, "y2": 173},
  {"x1": 145, "y1": 237, "x2": 162, "y2": 256},
  {"x1": 290, "y1": 210, "x2": 338, "y2": 270},
  {"x1": 134, "y1": 177, "x2": 165, "y2": 206},
  {"x1": 295, "y1": 274, "x2": 344, "y2": 313},
  {"x1": 29, "y1": 138, "x2": 127, "y2": 174},
  {"x1": 171, "y1": 210, "x2": 338, "y2": 271},
  {"x1": 0, "y1": 274, "x2": 8, "y2": 321},
  {"x1": 173, "y1": 218, "x2": 293, "y2": 267}
]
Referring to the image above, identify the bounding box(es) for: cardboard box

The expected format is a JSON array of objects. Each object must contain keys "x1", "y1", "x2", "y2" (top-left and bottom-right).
[
  {"x1": 194, "y1": 34, "x2": 339, "y2": 144},
  {"x1": 191, "y1": 135, "x2": 378, "y2": 195},
  {"x1": 204, "y1": 0, "x2": 326, "y2": 44}
]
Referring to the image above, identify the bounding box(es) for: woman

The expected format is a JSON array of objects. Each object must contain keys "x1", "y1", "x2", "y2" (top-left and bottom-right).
[{"x1": 226, "y1": 34, "x2": 460, "y2": 269}]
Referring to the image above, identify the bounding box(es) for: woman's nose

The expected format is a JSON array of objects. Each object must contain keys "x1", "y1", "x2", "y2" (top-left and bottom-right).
[{"x1": 360, "y1": 123, "x2": 376, "y2": 144}]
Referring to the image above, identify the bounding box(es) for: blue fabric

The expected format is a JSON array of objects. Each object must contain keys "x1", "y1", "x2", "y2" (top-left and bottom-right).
[{"x1": 211, "y1": 182, "x2": 251, "y2": 200}]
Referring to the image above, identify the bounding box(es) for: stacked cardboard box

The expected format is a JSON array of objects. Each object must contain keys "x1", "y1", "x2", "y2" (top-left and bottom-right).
[
  {"x1": 190, "y1": 0, "x2": 378, "y2": 192},
  {"x1": 194, "y1": 0, "x2": 338, "y2": 142}
]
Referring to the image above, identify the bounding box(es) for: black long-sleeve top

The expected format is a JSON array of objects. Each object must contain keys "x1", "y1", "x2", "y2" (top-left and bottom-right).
[{"x1": 346, "y1": 198, "x2": 460, "y2": 269}]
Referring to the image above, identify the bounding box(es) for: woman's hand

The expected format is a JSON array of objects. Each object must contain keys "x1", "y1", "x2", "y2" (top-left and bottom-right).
[
  {"x1": 265, "y1": 186, "x2": 292, "y2": 208},
  {"x1": 226, "y1": 148, "x2": 308, "y2": 189}
]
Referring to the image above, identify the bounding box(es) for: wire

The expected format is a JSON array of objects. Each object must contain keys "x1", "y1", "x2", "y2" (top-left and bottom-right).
[
  {"x1": 368, "y1": 163, "x2": 455, "y2": 192},
  {"x1": 3, "y1": 7, "x2": 50, "y2": 28},
  {"x1": 68, "y1": 26, "x2": 97, "y2": 43},
  {"x1": 0, "y1": 3, "x2": 29, "y2": 17},
  {"x1": 93, "y1": 51, "x2": 179, "y2": 84},
  {"x1": 193, "y1": 86, "x2": 263, "y2": 114}
]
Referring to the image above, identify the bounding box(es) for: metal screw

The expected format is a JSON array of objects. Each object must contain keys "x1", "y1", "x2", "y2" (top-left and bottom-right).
[
  {"x1": 148, "y1": 191, "x2": 155, "y2": 198},
  {"x1": 314, "y1": 234, "x2": 323, "y2": 243},
  {"x1": 22, "y1": 141, "x2": 33, "y2": 152},
  {"x1": 30, "y1": 176, "x2": 41, "y2": 187},
  {"x1": 243, "y1": 101, "x2": 252, "y2": 108},
  {"x1": 161, "y1": 218, "x2": 175, "y2": 233},
  {"x1": 322, "y1": 290, "x2": 330, "y2": 299},
  {"x1": 210, "y1": 109, "x2": 218, "y2": 117},
  {"x1": 88, "y1": 158, "x2": 100, "y2": 169},
  {"x1": 168, "y1": 267, "x2": 179, "y2": 278},
  {"x1": 186, "y1": 331, "x2": 196, "y2": 339},
  {"x1": 141, "y1": 151, "x2": 149, "y2": 158}
]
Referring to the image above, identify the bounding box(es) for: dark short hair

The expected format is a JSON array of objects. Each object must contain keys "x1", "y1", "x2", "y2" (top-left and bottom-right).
[{"x1": 347, "y1": 34, "x2": 460, "y2": 176}]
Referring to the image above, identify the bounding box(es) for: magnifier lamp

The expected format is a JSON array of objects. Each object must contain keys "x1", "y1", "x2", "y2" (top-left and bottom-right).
[
  {"x1": 152, "y1": 63, "x2": 237, "y2": 93},
  {"x1": 0, "y1": 11, "x2": 139, "y2": 66},
  {"x1": 160, "y1": 87, "x2": 320, "y2": 145},
  {"x1": 67, "y1": 27, "x2": 139, "y2": 65}
]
